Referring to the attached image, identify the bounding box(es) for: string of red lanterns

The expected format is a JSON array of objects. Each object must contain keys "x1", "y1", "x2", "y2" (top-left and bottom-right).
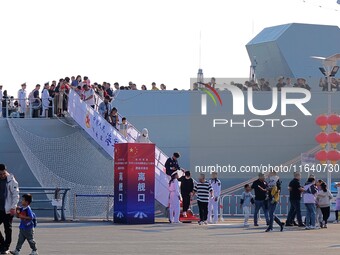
[{"x1": 315, "y1": 114, "x2": 340, "y2": 164}]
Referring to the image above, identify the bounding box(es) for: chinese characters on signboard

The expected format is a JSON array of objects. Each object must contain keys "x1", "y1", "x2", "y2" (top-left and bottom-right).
[{"x1": 114, "y1": 143, "x2": 155, "y2": 224}]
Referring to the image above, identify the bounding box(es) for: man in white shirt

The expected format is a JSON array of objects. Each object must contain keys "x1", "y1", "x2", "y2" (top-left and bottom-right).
[
  {"x1": 208, "y1": 172, "x2": 222, "y2": 224},
  {"x1": 41, "y1": 82, "x2": 52, "y2": 117},
  {"x1": 18, "y1": 83, "x2": 27, "y2": 116},
  {"x1": 83, "y1": 85, "x2": 95, "y2": 108}
]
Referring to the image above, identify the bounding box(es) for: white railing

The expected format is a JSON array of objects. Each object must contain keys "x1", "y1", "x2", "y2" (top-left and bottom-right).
[
  {"x1": 94, "y1": 93, "x2": 169, "y2": 173},
  {"x1": 68, "y1": 90, "x2": 170, "y2": 207},
  {"x1": 217, "y1": 194, "x2": 290, "y2": 220},
  {"x1": 0, "y1": 97, "x2": 54, "y2": 118}
]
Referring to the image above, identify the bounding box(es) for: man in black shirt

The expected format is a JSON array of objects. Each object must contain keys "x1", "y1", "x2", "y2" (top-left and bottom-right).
[
  {"x1": 178, "y1": 171, "x2": 194, "y2": 217},
  {"x1": 165, "y1": 152, "x2": 180, "y2": 176},
  {"x1": 251, "y1": 173, "x2": 269, "y2": 226},
  {"x1": 286, "y1": 172, "x2": 305, "y2": 226}
]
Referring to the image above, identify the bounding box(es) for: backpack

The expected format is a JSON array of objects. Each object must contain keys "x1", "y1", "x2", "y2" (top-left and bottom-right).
[{"x1": 271, "y1": 186, "x2": 280, "y2": 203}]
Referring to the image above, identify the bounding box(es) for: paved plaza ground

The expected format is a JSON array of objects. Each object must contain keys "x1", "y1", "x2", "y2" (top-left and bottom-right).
[{"x1": 9, "y1": 218, "x2": 340, "y2": 255}]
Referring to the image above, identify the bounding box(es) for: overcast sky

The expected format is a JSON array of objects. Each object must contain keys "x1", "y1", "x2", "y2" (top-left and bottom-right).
[{"x1": 0, "y1": 0, "x2": 339, "y2": 96}]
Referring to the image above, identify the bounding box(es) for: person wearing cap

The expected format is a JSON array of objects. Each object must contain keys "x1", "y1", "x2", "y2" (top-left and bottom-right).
[
  {"x1": 251, "y1": 173, "x2": 269, "y2": 226},
  {"x1": 165, "y1": 153, "x2": 180, "y2": 177},
  {"x1": 168, "y1": 171, "x2": 181, "y2": 223},
  {"x1": 98, "y1": 96, "x2": 112, "y2": 122},
  {"x1": 264, "y1": 171, "x2": 284, "y2": 232},
  {"x1": 18, "y1": 83, "x2": 27, "y2": 117},
  {"x1": 41, "y1": 83, "x2": 52, "y2": 118},
  {"x1": 208, "y1": 172, "x2": 222, "y2": 224},
  {"x1": 29, "y1": 85, "x2": 41, "y2": 118},
  {"x1": 0, "y1": 164, "x2": 19, "y2": 254},
  {"x1": 276, "y1": 76, "x2": 286, "y2": 91}
]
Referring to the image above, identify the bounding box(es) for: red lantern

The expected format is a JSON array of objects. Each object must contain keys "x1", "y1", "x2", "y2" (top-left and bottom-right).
[
  {"x1": 327, "y1": 114, "x2": 340, "y2": 131},
  {"x1": 327, "y1": 150, "x2": 340, "y2": 165},
  {"x1": 315, "y1": 150, "x2": 328, "y2": 164},
  {"x1": 315, "y1": 132, "x2": 328, "y2": 149},
  {"x1": 327, "y1": 132, "x2": 339, "y2": 149},
  {"x1": 315, "y1": 114, "x2": 328, "y2": 131}
]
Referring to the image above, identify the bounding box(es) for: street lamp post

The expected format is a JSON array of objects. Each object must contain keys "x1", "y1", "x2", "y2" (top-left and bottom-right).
[{"x1": 311, "y1": 54, "x2": 340, "y2": 188}]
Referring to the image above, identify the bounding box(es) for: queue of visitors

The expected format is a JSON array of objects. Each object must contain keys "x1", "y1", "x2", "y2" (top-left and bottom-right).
[
  {"x1": 0, "y1": 77, "x2": 172, "y2": 119},
  {"x1": 165, "y1": 155, "x2": 339, "y2": 232}
]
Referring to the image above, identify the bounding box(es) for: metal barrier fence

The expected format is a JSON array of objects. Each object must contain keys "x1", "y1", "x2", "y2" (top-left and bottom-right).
[
  {"x1": 72, "y1": 194, "x2": 114, "y2": 222},
  {"x1": 20, "y1": 187, "x2": 70, "y2": 221},
  {"x1": 218, "y1": 194, "x2": 290, "y2": 220},
  {"x1": 0, "y1": 97, "x2": 55, "y2": 118}
]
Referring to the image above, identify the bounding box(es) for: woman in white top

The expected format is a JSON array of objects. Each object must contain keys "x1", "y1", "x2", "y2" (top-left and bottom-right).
[
  {"x1": 316, "y1": 182, "x2": 333, "y2": 228},
  {"x1": 168, "y1": 171, "x2": 181, "y2": 223}
]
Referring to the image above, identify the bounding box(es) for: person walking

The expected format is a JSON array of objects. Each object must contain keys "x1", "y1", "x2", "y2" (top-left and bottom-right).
[
  {"x1": 240, "y1": 184, "x2": 254, "y2": 227},
  {"x1": 208, "y1": 172, "x2": 221, "y2": 224},
  {"x1": 0, "y1": 164, "x2": 19, "y2": 254},
  {"x1": 264, "y1": 171, "x2": 284, "y2": 232},
  {"x1": 178, "y1": 171, "x2": 194, "y2": 218},
  {"x1": 193, "y1": 174, "x2": 213, "y2": 225},
  {"x1": 168, "y1": 172, "x2": 181, "y2": 224},
  {"x1": 316, "y1": 182, "x2": 333, "y2": 228},
  {"x1": 286, "y1": 172, "x2": 305, "y2": 227},
  {"x1": 303, "y1": 177, "x2": 318, "y2": 230},
  {"x1": 334, "y1": 182, "x2": 340, "y2": 223},
  {"x1": 251, "y1": 173, "x2": 269, "y2": 226}
]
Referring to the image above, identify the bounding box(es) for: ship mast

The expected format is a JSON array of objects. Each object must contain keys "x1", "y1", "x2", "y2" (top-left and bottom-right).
[{"x1": 197, "y1": 30, "x2": 204, "y2": 87}]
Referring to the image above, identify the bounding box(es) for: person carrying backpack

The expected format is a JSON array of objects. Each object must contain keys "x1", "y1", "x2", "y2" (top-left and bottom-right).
[{"x1": 10, "y1": 194, "x2": 38, "y2": 255}]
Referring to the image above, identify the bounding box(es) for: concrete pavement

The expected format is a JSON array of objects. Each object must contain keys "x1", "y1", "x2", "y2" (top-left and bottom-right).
[{"x1": 7, "y1": 218, "x2": 340, "y2": 255}]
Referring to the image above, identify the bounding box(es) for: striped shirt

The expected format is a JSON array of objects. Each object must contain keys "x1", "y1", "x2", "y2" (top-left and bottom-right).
[{"x1": 194, "y1": 181, "x2": 213, "y2": 202}]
